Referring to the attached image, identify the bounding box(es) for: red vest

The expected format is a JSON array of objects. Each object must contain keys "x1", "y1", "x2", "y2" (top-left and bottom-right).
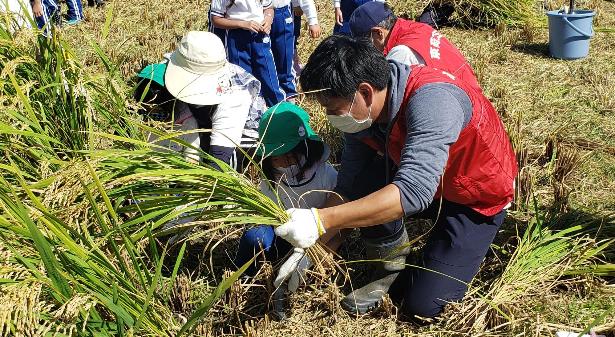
[
  {"x1": 384, "y1": 19, "x2": 481, "y2": 92},
  {"x1": 363, "y1": 66, "x2": 517, "y2": 216}
]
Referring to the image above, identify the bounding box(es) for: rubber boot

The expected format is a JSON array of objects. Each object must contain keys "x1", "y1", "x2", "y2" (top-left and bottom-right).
[{"x1": 341, "y1": 228, "x2": 410, "y2": 315}]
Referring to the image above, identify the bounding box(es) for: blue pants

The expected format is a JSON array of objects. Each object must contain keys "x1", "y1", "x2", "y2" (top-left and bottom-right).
[
  {"x1": 389, "y1": 200, "x2": 506, "y2": 319},
  {"x1": 65, "y1": 0, "x2": 83, "y2": 21},
  {"x1": 225, "y1": 29, "x2": 285, "y2": 107},
  {"x1": 270, "y1": 6, "x2": 297, "y2": 98},
  {"x1": 208, "y1": 9, "x2": 227, "y2": 47},
  {"x1": 333, "y1": 0, "x2": 374, "y2": 36},
  {"x1": 34, "y1": 0, "x2": 59, "y2": 34},
  {"x1": 234, "y1": 225, "x2": 292, "y2": 276}
]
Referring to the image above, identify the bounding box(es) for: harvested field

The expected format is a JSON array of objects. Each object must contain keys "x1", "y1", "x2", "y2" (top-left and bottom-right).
[{"x1": 1, "y1": 0, "x2": 614, "y2": 335}]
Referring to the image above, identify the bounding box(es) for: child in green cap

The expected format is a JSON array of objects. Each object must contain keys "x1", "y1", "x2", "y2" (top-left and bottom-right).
[{"x1": 234, "y1": 102, "x2": 342, "y2": 317}]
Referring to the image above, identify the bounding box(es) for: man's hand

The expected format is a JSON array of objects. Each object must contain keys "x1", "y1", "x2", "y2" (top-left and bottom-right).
[
  {"x1": 32, "y1": 1, "x2": 44, "y2": 17},
  {"x1": 242, "y1": 20, "x2": 263, "y2": 33},
  {"x1": 274, "y1": 208, "x2": 325, "y2": 249},
  {"x1": 308, "y1": 24, "x2": 321, "y2": 38},
  {"x1": 293, "y1": 6, "x2": 303, "y2": 16},
  {"x1": 273, "y1": 248, "x2": 313, "y2": 292},
  {"x1": 335, "y1": 7, "x2": 343, "y2": 26}
]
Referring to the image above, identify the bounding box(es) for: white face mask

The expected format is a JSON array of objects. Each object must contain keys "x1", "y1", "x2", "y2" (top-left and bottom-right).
[
  {"x1": 274, "y1": 155, "x2": 307, "y2": 185},
  {"x1": 327, "y1": 92, "x2": 373, "y2": 134}
]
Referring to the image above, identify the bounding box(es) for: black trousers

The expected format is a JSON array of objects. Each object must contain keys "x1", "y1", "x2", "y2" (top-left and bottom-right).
[
  {"x1": 342, "y1": 154, "x2": 404, "y2": 242},
  {"x1": 344, "y1": 154, "x2": 505, "y2": 318},
  {"x1": 390, "y1": 199, "x2": 506, "y2": 318}
]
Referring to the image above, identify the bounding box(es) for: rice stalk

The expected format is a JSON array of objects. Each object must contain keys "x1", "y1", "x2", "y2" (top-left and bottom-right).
[
  {"x1": 445, "y1": 198, "x2": 612, "y2": 333},
  {"x1": 436, "y1": 0, "x2": 543, "y2": 27}
]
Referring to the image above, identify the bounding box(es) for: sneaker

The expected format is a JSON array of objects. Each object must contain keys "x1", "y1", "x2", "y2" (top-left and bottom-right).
[{"x1": 65, "y1": 18, "x2": 82, "y2": 25}]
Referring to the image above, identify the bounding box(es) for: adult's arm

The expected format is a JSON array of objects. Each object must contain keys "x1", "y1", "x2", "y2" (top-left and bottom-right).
[{"x1": 320, "y1": 83, "x2": 472, "y2": 232}]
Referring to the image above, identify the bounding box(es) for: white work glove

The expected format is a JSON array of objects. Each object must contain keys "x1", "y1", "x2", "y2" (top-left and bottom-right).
[
  {"x1": 273, "y1": 248, "x2": 313, "y2": 292},
  {"x1": 274, "y1": 208, "x2": 325, "y2": 249}
]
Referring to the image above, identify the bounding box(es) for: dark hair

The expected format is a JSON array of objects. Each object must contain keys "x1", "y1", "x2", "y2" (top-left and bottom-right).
[
  {"x1": 134, "y1": 79, "x2": 175, "y2": 122},
  {"x1": 378, "y1": 3, "x2": 398, "y2": 31},
  {"x1": 299, "y1": 35, "x2": 390, "y2": 102},
  {"x1": 262, "y1": 139, "x2": 325, "y2": 183}
]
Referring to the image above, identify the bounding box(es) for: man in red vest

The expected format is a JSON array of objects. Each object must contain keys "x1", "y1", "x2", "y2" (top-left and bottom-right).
[
  {"x1": 349, "y1": 1, "x2": 481, "y2": 92},
  {"x1": 272, "y1": 35, "x2": 517, "y2": 320}
]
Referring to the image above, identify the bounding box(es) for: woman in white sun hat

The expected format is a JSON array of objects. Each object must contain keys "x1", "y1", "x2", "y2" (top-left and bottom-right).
[{"x1": 138, "y1": 31, "x2": 266, "y2": 169}]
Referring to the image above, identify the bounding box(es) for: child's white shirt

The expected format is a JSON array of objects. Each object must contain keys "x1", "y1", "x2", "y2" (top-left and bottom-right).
[
  {"x1": 211, "y1": 0, "x2": 273, "y2": 24},
  {"x1": 291, "y1": 0, "x2": 318, "y2": 25},
  {"x1": 147, "y1": 108, "x2": 200, "y2": 162}
]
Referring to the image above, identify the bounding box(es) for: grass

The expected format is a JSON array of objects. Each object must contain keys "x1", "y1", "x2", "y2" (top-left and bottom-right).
[{"x1": 1, "y1": 0, "x2": 615, "y2": 335}]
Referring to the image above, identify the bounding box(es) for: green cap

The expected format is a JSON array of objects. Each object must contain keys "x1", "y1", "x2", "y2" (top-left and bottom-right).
[
  {"x1": 256, "y1": 102, "x2": 321, "y2": 157},
  {"x1": 137, "y1": 63, "x2": 167, "y2": 87}
]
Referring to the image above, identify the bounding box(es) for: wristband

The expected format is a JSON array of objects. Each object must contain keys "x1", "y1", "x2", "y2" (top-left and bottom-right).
[{"x1": 311, "y1": 208, "x2": 326, "y2": 236}]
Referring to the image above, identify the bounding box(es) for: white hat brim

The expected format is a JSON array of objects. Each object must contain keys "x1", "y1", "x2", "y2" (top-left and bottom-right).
[{"x1": 164, "y1": 51, "x2": 230, "y2": 106}]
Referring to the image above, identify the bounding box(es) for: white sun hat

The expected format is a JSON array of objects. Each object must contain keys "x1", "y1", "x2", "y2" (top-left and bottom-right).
[{"x1": 165, "y1": 31, "x2": 232, "y2": 105}]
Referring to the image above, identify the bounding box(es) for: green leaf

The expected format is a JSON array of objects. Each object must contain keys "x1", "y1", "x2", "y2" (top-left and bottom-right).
[
  {"x1": 178, "y1": 258, "x2": 255, "y2": 336},
  {"x1": 101, "y1": 2, "x2": 114, "y2": 40}
]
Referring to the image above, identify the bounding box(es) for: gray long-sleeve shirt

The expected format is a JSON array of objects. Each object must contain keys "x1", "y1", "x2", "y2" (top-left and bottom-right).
[{"x1": 335, "y1": 61, "x2": 473, "y2": 216}]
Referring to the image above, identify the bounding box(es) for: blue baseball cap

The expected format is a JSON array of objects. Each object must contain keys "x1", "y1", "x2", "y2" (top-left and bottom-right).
[{"x1": 349, "y1": 1, "x2": 394, "y2": 37}]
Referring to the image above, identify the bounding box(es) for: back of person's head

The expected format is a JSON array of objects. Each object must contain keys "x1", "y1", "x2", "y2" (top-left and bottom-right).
[
  {"x1": 349, "y1": 2, "x2": 397, "y2": 37},
  {"x1": 299, "y1": 35, "x2": 390, "y2": 102}
]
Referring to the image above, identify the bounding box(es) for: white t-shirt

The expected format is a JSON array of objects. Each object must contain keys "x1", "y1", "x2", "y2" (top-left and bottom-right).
[
  {"x1": 260, "y1": 149, "x2": 338, "y2": 209},
  {"x1": 386, "y1": 45, "x2": 426, "y2": 66},
  {"x1": 291, "y1": 0, "x2": 318, "y2": 25},
  {"x1": 147, "y1": 108, "x2": 201, "y2": 162},
  {"x1": 211, "y1": 0, "x2": 273, "y2": 23}
]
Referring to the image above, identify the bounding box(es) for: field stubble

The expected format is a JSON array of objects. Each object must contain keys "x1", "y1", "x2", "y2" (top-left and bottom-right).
[{"x1": 2, "y1": 0, "x2": 615, "y2": 335}]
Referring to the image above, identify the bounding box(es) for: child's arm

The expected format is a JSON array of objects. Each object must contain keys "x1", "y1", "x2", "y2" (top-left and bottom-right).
[
  {"x1": 295, "y1": 0, "x2": 321, "y2": 38},
  {"x1": 210, "y1": 0, "x2": 263, "y2": 32},
  {"x1": 261, "y1": 6, "x2": 274, "y2": 34},
  {"x1": 333, "y1": 0, "x2": 342, "y2": 26},
  {"x1": 211, "y1": 16, "x2": 263, "y2": 32},
  {"x1": 31, "y1": 0, "x2": 43, "y2": 17}
]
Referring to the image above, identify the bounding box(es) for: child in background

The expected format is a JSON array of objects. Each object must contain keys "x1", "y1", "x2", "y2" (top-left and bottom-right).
[
  {"x1": 211, "y1": 0, "x2": 286, "y2": 107},
  {"x1": 333, "y1": 0, "x2": 382, "y2": 35},
  {"x1": 208, "y1": 6, "x2": 227, "y2": 46},
  {"x1": 133, "y1": 32, "x2": 267, "y2": 169},
  {"x1": 289, "y1": 0, "x2": 320, "y2": 77},
  {"x1": 234, "y1": 102, "x2": 343, "y2": 288},
  {"x1": 64, "y1": 0, "x2": 83, "y2": 25},
  {"x1": 30, "y1": 0, "x2": 59, "y2": 35},
  {"x1": 270, "y1": 0, "x2": 320, "y2": 101}
]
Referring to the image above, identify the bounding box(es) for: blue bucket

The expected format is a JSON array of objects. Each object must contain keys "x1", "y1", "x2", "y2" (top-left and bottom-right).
[{"x1": 547, "y1": 10, "x2": 595, "y2": 60}]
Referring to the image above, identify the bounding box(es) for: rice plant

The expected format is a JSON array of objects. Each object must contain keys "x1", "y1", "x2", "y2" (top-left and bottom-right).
[
  {"x1": 434, "y1": 0, "x2": 543, "y2": 27},
  {"x1": 0, "y1": 14, "x2": 287, "y2": 336},
  {"x1": 446, "y1": 197, "x2": 613, "y2": 332}
]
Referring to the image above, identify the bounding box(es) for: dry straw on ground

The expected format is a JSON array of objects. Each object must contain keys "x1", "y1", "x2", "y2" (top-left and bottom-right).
[{"x1": 1, "y1": 0, "x2": 614, "y2": 335}]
